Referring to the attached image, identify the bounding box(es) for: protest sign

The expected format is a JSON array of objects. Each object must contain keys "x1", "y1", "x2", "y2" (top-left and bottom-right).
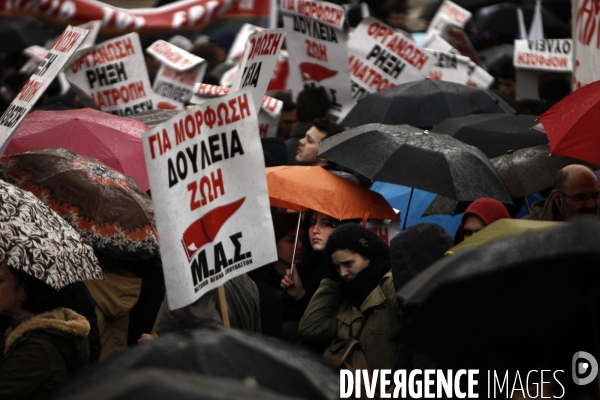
[
  {"x1": 514, "y1": 39, "x2": 573, "y2": 72},
  {"x1": 147, "y1": 40, "x2": 206, "y2": 72},
  {"x1": 281, "y1": 0, "x2": 355, "y2": 121},
  {"x1": 143, "y1": 89, "x2": 277, "y2": 309},
  {"x1": 426, "y1": 49, "x2": 471, "y2": 84},
  {"x1": 427, "y1": 0, "x2": 471, "y2": 37},
  {"x1": 424, "y1": 34, "x2": 493, "y2": 88},
  {"x1": 573, "y1": 0, "x2": 600, "y2": 88},
  {"x1": 148, "y1": 40, "x2": 208, "y2": 107},
  {"x1": 193, "y1": 83, "x2": 283, "y2": 138},
  {"x1": 347, "y1": 17, "x2": 435, "y2": 101},
  {"x1": 0, "y1": 0, "x2": 232, "y2": 34},
  {"x1": 153, "y1": 65, "x2": 207, "y2": 107},
  {"x1": 227, "y1": 23, "x2": 260, "y2": 62},
  {"x1": 230, "y1": 28, "x2": 285, "y2": 112},
  {"x1": 66, "y1": 33, "x2": 157, "y2": 116},
  {"x1": 0, "y1": 26, "x2": 88, "y2": 154}
]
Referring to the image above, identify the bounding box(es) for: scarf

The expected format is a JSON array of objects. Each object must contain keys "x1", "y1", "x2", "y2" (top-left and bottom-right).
[{"x1": 339, "y1": 258, "x2": 390, "y2": 309}]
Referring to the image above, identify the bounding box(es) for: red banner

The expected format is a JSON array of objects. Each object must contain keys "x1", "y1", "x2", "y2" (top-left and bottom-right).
[{"x1": 0, "y1": 0, "x2": 270, "y2": 34}]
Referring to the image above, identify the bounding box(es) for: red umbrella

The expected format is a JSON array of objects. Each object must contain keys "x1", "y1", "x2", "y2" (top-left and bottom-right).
[
  {"x1": 537, "y1": 81, "x2": 600, "y2": 165},
  {"x1": 4, "y1": 108, "x2": 151, "y2": 191}
]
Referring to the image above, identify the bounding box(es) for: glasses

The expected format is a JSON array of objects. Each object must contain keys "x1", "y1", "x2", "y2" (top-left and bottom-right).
[{"x1": 558, "y1": 190, "x2": 600, "y2": 202}]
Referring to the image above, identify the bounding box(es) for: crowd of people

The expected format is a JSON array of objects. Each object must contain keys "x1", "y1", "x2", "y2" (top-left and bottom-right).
[{"x1": 0, "y1": 0, "x2": 597, "y2": 399}]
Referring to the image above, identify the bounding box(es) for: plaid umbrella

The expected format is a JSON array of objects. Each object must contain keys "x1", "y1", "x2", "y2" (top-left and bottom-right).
[{"x1": 0, "y1": 179, "x2": 103, "y2": 289}]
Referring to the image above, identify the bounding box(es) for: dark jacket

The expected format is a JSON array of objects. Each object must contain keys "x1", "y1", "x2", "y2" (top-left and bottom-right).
[
  {"x1": 249, "y1": 265, "x2": 310, "y2": 340},
  {"x1": 0, "y1": 308, "x2": 90, "y2": 400},
  {"x1": 299, "y1": 269, "x2": 402, "y2": 370},
  {"x1": 522, "y1": 197, "x2": 559, "y2": 221}
]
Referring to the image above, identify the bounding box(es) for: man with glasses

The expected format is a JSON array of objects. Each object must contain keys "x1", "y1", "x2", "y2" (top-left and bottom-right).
[{"x1": 524, "y1": 165, "x2": 600, "y2": 221}]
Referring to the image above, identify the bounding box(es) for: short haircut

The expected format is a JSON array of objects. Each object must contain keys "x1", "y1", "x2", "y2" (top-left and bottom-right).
[
  {"x1": 312, "y1": 118, "x2": 345, "y2": 139},
  {"x1": 296, "y1": 87, "x2": 331, "y2": 123},
  {"x1": 554, "y1": 165, "x2": 599, "y2": 192},
  {"x1": 10, "y1": 267, "x2": 61, "y2": 314}
]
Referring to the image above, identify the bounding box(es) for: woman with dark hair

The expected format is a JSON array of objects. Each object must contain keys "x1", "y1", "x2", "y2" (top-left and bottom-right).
[
  {"x1": 281, "y1": 210, "x2": 341, "y2": 307},
  {"x1": 0, "y1": 262, "x2": 90, "y2": 399},
  {"x1": 249, "y1": 212, "x2": 307, "y2": 339},
  {"x1": 298, "y1": 223, "x2": 402, "y2": 371}
]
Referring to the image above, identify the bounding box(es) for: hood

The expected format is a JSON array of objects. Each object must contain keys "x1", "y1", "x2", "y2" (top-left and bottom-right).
[
  {"x1": 459, "y1": 198, "x2": 511, "y2": 241},
  {"x1": 5, "y1": 307, "x2": 90, "y2": 368}
]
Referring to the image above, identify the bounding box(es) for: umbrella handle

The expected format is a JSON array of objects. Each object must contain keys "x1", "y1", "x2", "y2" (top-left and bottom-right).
[
  {"x1": 402, "y1": 188, "x2": 414, "y2": 230},
  {"x1": 290, "y1": 210, "x2": 303, "y2": 275}
]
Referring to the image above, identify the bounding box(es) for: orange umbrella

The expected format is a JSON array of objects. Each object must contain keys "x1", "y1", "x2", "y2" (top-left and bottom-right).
[{"x1": 266, "y1": 166, "x2": 399, "y2": 224}]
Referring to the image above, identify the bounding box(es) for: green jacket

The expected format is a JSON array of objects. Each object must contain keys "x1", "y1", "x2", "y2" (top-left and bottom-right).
[
  {"x1": 299, "y1": 271, "x2": 402, "y2": 370},
  {"x1": 0, "y1": 308, "x2": 90, "y2": 400}
]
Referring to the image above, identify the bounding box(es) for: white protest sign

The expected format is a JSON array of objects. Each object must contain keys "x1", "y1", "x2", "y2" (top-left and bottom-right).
[
  {"x1": 230, "y1": 28, "x2": 285, "y2": 112},
  {"x1": 0, "y1": 26, "x2": 88, "y2": 154},
  {"x1": 153, "y1": 64, "x2": 207, "y2": 107},
  {"x1": 227, "y1": 23, "x2": 260, "y2": 62},
  {"x1": 427, "y1": 0, "x2": 471, "y2": 37},
  {"x1": 366, "y1": 219, "x2": 400, "y2": 245},
  {"x1": 66, "y1": 33, "x2": 157, "y2": 116},
  {"x1": 147, "y1": 40, "x2": 206, "y2": 72},
  {"x1": 281, "y1": 0, "x2": 355, "y2": 121},
  {"x1": 192, "y1": 83, "x2": 283, "y2": 138},
  {"x1": 143, "y1": 89, "x2": 277, "y2": 309},
  {"x1": 23, "y1": 45, "x2": 48, "y2": 62},
  {"x1": 347, "y1": 17, "x2": 435, "y2": 101},
  {"x1": 78, "y1": 20, "x2": 102, "y2": 50},
  {"x1": 573, "y1": 0, "x2": 600, "y2": 89},
  {"x1": 424, "y1": 34, "x2": 493, "y2": 88},
  {"x1": 440, "y1": 25, "x2": 481, "y2": 65},
  {"x1": 513, "y1": 39, "x2": 573, "y2": 72},
  {"x1": 426, "y1": 49, "x2": 471, "y2": 84}
]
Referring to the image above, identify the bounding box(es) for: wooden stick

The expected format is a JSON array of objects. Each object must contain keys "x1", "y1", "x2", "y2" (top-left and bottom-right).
[
  {"x1": 216, "y1": 285, "x2": 230, "y2": 329},
  {"x1": 150, "y1": 300, "x2": 164, "y2": 336}
]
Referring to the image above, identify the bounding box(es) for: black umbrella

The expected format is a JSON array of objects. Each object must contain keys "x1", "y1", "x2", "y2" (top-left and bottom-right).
[
  {"x1": 433, "y1": 113, "x2": 547, "y2": 158},
  {"x1": 491, "y1": 144, "x2": 598, "y2": 199},
  {"x1": 397, "y1": 219, "x2": 600, "y2": 384},
  {"x1": 318, "y1": 123, "x2": 513, "y2": 207},
  {"x1": 474, "y1": 3, "x2": 571, "y2": 38},
  {"x1": 49, "y1": 329, "x2": 339, "y2": 400},
  {"x1": 341, "y1": 80, "x2": 515, "y2": 129},
  {"x1": 0, "y1": 16, "x2": 56, "y2": 53}
]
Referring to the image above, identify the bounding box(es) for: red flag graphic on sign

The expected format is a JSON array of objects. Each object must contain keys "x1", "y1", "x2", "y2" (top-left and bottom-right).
[
  {"x1": 181, "y1": 197, "x2": 245, "y2": 261},
  {"x1": 299, "y1": 62, "x2": 338, "y2": 82}
]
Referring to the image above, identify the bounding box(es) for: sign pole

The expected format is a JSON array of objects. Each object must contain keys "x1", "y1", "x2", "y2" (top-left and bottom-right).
[{"x1": 216, "y1": 286, "x2": 231, "y2": 329}]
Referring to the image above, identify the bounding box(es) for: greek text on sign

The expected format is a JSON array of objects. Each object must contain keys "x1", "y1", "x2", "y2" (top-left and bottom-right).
[
  {"x1": 280, "y1": 0, "x2": 345, "y2": 28},
  {"x1": 147, "y1": 40, "x2": 206, "y2": 72},
  {"x1": 143, "y1": 89, "x2": 277, "y2": 309},
  {"x1": 514, "y1": 39, "x2": 573, "y2": 72},
  {"x1": 66, "y1": 33, "x2": 156, "y2": 117},
  {"x1": 153, "y1": 63, "x2": 207, "y2": 106},
  {"x1": 574, "y1": 0, "x2": 600, "y2": 88},
  {"x1": 282, "y1": 0, "x2": 354, "y2": 121},
  {"x1": 348, "y1": 17, "x2": 435, "y2": 101},
  {"x1": 230, "y1": 28, "x2": 285, "y2": 112},
  {"x1": 427, "y1": 0, "x2": 471, "y2": 39},
  {"x1": 0, "y1": 26, "x2": 88, "y2": 154},
  {"x1": 193, "y1": 83, "x2": 283, "y2": 137}
]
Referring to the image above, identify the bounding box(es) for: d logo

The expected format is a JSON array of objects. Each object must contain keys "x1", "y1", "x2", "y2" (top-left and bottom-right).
[{"x1": 572, "y1": 351, "x2": 599, "y2": 385}]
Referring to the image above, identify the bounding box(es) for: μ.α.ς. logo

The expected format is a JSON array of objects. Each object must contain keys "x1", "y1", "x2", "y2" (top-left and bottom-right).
[{"x1": 572, "y1": 351, "x2": 598, "y2": 385}]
